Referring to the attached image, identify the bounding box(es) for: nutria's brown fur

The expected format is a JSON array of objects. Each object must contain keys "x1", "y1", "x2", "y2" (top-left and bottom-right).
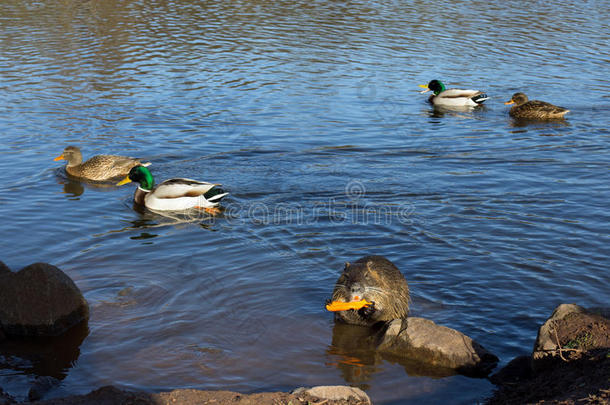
[{"x1": 329, "y1": 256, "x2": 410, "y2": 326}]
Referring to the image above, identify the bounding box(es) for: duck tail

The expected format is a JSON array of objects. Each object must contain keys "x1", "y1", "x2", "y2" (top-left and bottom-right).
[
  {"x1": 208, "y1": 192, "x2": 229, "y2": 202},
  {"x1": 472, "y1": 93, "x2": 489, "y2": 104},
  {"x1": 205, "y1": 186, "x2": 229, "y2": 202},
  {"x1": 140, "y1": 162, "x2": 152, "y2": 167}
]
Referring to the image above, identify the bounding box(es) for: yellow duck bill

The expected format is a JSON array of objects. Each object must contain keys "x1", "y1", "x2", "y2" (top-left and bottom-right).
[
  {"x1": 418, "y1": 84, "x2": 431, "y2": 93},
  {"x1": 116, "y1": 177, "x2": 132, "y2": 186}
]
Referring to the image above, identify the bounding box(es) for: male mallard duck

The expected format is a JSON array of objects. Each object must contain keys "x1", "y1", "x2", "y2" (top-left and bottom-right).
[
  {"x1": 117, "y1": 165, "x2": 228, "y2": 213},
  {"x1": 54, "y1": 146, "x2": 150, "y2": 181},
  {"x1": 419, "y1": 79, "x2": 488, "y2": 107},
  {"x1": 504, "y1": 92, "x2": 569, "y2": 119}
]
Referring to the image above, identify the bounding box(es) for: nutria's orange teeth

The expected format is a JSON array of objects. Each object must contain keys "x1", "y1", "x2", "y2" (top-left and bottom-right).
[{"x1": 326, "y1": 299, "x2": 371, "y2": 312}]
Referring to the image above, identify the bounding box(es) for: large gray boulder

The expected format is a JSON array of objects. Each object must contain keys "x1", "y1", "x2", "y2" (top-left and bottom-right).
[
  {"x1": 0, "y1": 262, "x2": 89, "y2": 337},
  {"x1": 377, "y1": 317, "x2": 498, "y2": 375}
]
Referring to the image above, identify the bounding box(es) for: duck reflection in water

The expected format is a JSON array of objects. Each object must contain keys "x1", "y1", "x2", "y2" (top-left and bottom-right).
[
  {"x1": 91, "y1": 203, "x2": 220, "y2": 240},
  {"x1": 427, "y1": 104, "x2": 488, "y2": 120},
  {"x1": 509, "y1": 117, "x2": 571, "y2": 129},
  {"x1": 61, "y1": 177, "x2": 84, "y2": 197},
  {"x1": 56, "y1": 172, "x2": 120, "y2": 199}
]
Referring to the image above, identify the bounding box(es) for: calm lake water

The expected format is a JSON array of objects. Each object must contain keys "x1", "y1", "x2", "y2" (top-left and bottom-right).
[{"x1": 1, "y1": 0, "x2": 609, "y2": 403}]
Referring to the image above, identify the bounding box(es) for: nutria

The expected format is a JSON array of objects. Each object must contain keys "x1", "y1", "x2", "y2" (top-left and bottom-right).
[{"x1": 328, "y1": 256, "x2": 410, "y2": 326}]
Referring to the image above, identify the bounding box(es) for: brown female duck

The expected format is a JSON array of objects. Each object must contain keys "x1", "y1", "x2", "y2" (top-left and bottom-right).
[
  {"x1": 504, "y1": 93, "x2": 569, "y2": 119},
  {"x1": 54, "y1": 146, "x2": 150, "y2": 181}
]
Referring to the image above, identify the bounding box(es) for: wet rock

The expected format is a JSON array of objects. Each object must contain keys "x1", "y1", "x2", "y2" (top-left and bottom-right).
[
  {"x1": 377, "y1": 317, "x2": 498, "y2": 375},
  {"x1": 532, "y1": 303, "x2": 610, "y2": 372},
  {"x1": 294, "y1": 386, "x2": 371, "y2": 404},
  {"x1": 0, "y1": 263, "x2": 89, "y2": 337},
  {"x1": 535, "y1": 305, "x2": 585, "y2": 346},
  {"x1": 489, "y1": 355, "x2": 532, "y2": 386},
  {"x1": 28, "y1": 376, "x2": 60, "y2": 401},
  {"x1": 487, "y1": 303, "x2": 610, "y2": 404},
  {"x1": 0, "y1": 261, "x2": 7, "y2": 340},
  {"x1": 0, "y1": 261, "x2": 10, "y2": 276}
]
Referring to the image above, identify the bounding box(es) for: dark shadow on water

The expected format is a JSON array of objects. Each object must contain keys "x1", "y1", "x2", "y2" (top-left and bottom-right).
[
  {"x1": 326, "y1": 321, "x2": 470, "y2": 388},
  {"x1": 326, "y1": 322, "x2": 385, "y2": 389},
  {"x1": 0, "y1": 321, "x2": 89, "y2": 379},
  {"x1": 129, "y1": 232, "x2": 159, "y2": 240},
  {"x1": 509, "y1": 117, "x2": 570, "y2": 129}
]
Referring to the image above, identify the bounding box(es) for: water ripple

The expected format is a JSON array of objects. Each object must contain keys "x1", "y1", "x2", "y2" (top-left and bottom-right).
[{"x1": 0, "y1": 0, "x2": 609, "y2": 403}]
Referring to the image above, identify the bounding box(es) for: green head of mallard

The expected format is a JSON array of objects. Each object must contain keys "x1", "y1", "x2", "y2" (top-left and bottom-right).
[
  {"x1": 418, "y1": 79, "x2": 446, "y2": 95},
  {"x1": 54, "y1": 146, "x2": 83, "y2": 166},
  {"x1": 504, "y1": 92, "x2": 529, "y2": 106},
  {"x1": 117, "y1": 165, "x2": 155, "y2": 190}
]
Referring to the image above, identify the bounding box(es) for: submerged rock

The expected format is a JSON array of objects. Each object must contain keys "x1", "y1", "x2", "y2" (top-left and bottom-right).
[
  {"x1": 0, "y1": 262, "x2": 89, "y2": 337},
  {"x1": 28, "y1": 376, "x2": 60, "y2": 401},
  {"x1": 377, "y1": 317, "x2": 498, "y2": 375}
]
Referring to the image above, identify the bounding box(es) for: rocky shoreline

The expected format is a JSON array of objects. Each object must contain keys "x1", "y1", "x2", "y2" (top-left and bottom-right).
[
  {"x1": 1, "y1": 262, "x2": 608, "y2": 404},
  {"x1": 2, "y1": 385, "x2": 373, "y2": 405},
  {"x1": 486, "y1": 304, "x2": 610, "y2": 405}
]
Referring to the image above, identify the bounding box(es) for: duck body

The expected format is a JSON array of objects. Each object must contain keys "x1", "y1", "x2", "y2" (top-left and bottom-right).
[
  {"x1": 505, "y1": 92, "x2": 569, "y2": 119},
  {"x1": 118, "y1": 166, "x2": 228, "y2": 212},
  {"x1": 419, "y1": 79, "x2": 488, "y2": 107},
  {"x1": 54, "y1": 146, "x2": 150, "y2": 181}
]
